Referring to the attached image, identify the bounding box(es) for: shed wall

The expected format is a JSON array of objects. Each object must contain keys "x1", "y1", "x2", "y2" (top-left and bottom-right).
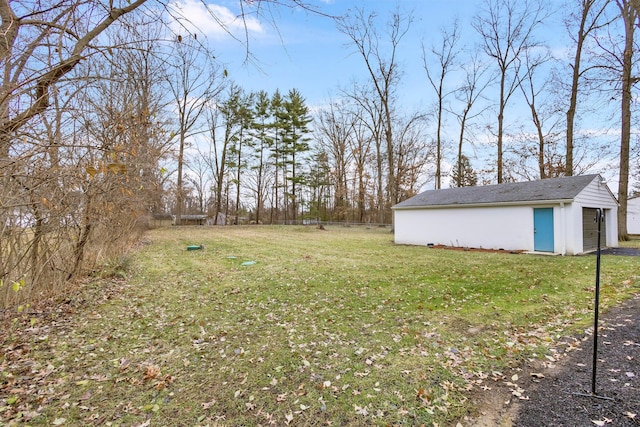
[
  {"x1": 394, "y1": 206, "x2": 534, "y2": 251},
  {"x1": 573, "y1": 178, "x2": 619, "y2": 249},
  {"x1": 393, "y1": 176, "x2": 619, "y2": 255}
]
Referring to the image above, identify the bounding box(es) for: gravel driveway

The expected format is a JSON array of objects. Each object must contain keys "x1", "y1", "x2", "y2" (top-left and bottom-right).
[{"x1": 513, "y1": 294, "x2": 640, "y2": 426}]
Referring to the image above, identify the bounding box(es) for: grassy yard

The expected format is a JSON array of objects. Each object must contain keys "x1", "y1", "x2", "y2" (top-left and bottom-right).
[{"x1": 1, "y1": 226, "x2": 638, "y2": 426}]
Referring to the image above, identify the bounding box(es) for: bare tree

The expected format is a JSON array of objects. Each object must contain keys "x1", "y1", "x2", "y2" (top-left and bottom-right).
[
  {"x1": 577, "y1": 0, "x2": 638, "y2": 238},
  {"x1": 343, "y1": 82, "x2": 386, "y2": 222},
  {"x1": 450, "y1": 52, "x2": 492, "y2": 187},
  {"x1": 347, "y1": 109, "x2": 374, "y2": 222},
  {"x1": 422, "y1": 19, "x2": 461, "y2": 189},
  {"x1": 472, "y1": 0, "x2": 549, "y2": 183},
  {"x1": 615, "y1": 0, "x2": 639, "y2": 240},
  {"x1": 338, "y1": 6, "x2": 412, "y2": 211},
  {"x1": 394, "y1": 114, "x2": 432, "y2": 200},
  {"x1": 519, "y1": 46, "x2": 562, "y2": 179},
  {"x1": 631, "y1": 0, "x2": 640, "y2": 22},
  {"x1": 316, "y1": 100, "x2": 355, "y2": 220},
  {"x1": 0, "y1": 0, "x2": 147, "y2": 155},
  {"x1": 186, "y1": 152, "x2": 212, "y2": 214},
  {"x1": 564, "y1": 0, "x2": 613, "y2": 176},
  {"x1": 209, "y1": 85, "x2": 241, "y2": 225},
  {"x1": 166, "y1": 37, "x2": 222, "y2": 225},
  {"x1": 0, "y1": 5, "x2": 172, "y2": 307}
]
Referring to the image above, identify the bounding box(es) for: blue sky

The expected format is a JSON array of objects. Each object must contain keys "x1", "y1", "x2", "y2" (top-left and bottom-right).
[{"x1": 171, "y1": 0, "x2": 489, "y2": 110}]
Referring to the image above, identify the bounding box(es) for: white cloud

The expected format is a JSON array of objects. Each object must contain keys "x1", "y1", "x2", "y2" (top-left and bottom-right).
[{"x1": 168, "y1": 0, "x2": 264, "y2": 40}]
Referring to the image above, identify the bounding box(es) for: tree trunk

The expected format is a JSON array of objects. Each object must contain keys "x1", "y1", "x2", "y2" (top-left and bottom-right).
[
  {"x1": 235, "y1": 130, "x2": 242, "y2": 225},
  {"x1": 566, "y1": 2, "x2": 589, "y2": 177},
  {"x1": 497, "y1": 73, "x2": 506, "y2": 184},
  {"x1": 617, "y1": 0, "x2": 636, "y2": 241},
  {"x1": 176, "y1": 130, "x2": 185, "y2": 225},
  {"x1": 456, "y1": 110, "x2": 468, "y2": 187}
]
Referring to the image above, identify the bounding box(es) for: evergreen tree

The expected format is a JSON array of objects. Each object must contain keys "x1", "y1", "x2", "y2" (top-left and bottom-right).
[
  {"x1": 248, "y1": 90, "x2": 273, "y2": 224},
  {"x1": 269, "y1": 90, "x2": 286, "y2": 223},
  {"x1": 229, "y1": 89, "x2": 254, "y2": 224},
  {"x1": 282, "y1": 89, "x2": 313, "y2": 222},
  {"x1": 214, "y1": 84, "x2": 242, "y2": 223},
  {"x1": 451, "y1": 154, "x2": 478, "y2": 187}
]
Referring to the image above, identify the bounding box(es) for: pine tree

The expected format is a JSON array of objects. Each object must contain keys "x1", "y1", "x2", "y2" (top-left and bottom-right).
[
  {"x1": 451, "y1": 154, "x2": 478, "y2": 187},
  {"x1": 248, "y1": 90, "x2": 273, "y2": 224},
  {"x1": 282, "y1": 89, "x2": 312, "y2": 222},
  {"x1": 269, "y1": 90, "x2": 286, "y2": 223}
]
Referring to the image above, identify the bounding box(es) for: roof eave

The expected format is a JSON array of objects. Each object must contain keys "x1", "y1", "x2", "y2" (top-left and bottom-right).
[{"x1": 392, "y1": 198, "x2": 575, "y2": 210}]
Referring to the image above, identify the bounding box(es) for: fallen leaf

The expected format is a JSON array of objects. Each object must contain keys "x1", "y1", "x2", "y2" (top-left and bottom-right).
[
  {"x1": 52, "y1": 419, "x2": 66, "y2": 426},
  {"x1": 202, "y1": 399, "x2": 216, "y2": 410},
  {"x1": 285, "y1": 412, "x2": 294, "y2": 424},
  {"x1": 511, "y1": 374, "x2": 519, "y2": 382},
  {"x1": 530, "y1": 372, "x2": 545, "y2": 379},
  {"x1": 143, "y1": 365, "x2": 161, "y2": 380},
  {"x1": 354, "y1": 404, "x2": 368, "y2": 416}
]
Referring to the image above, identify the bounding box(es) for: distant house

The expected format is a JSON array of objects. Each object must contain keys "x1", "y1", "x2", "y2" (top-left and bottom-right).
[
  {"x1": 629, "y1": 194, "x2": 640, "y2": 235},
  {"x1": 392, "y1": 175, "x2": 618, "y2": 255}
]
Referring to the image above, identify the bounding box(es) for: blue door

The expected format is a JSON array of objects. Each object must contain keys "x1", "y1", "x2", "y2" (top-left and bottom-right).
[{"x1": 534, "y1": 208, "x2": 554, "y2": 252}]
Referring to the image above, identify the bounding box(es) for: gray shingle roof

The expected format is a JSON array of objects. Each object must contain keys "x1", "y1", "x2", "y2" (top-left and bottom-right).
[{"x1": 393, "y1": 174, "x2": 601, "y2": 209}]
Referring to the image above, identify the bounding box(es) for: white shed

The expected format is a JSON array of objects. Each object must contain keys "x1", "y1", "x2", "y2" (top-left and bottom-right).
[
  {"x1": 629, "y1": 195, "x2": 640, "y2": 235},
  {"x1": 392, "y1": 175, "x2": 618, "y2": 255}
]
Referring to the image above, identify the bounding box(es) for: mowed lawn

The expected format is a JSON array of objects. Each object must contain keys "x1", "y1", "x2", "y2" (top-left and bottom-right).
[{"x1": 2, "y1": 226, "x2": 638, "y2": 426}]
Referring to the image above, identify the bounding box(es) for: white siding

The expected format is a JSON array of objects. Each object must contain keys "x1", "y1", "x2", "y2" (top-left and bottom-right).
[
  {"x1": 394, "y1": 176, "x2": 620, "y2": 255},
  {"x1": 573, "y1": 178, "x2": 618, "y2": 207},
  {"x1": 394, "y1": 206, "x2": 534, "y2": 251},
  {"x1": 556, "y1": 202, "x2": 574, "y2": 255},
  {"x1": 629, "y1": 197, "x2": 640, "y2": 235},
  {"x1": 573, "y1": 178, "x2": 619, "y2": 249}
]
